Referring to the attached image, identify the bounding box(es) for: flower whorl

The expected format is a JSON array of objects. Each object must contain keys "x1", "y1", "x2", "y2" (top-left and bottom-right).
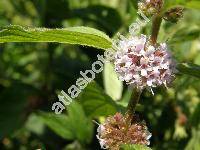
[
  {"x1": 114, "y1": 34, "x2": 176, "y2": 91},
  {"x1": 97, "y1": 113, "x2": 151, "y2": 150},
  {"x1": 138, "y1": 0, "x2": 163, "y2": 16}
]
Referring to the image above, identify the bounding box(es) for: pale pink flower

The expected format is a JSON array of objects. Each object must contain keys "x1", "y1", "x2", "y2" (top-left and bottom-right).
[{"x1": 114, "y1": 34, "x2": 176, "y2": 92}]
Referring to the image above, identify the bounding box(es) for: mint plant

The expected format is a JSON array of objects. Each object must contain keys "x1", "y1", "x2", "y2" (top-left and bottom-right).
[{"x1": 0, "y1": 0, "x2": 200, "y2": 150}]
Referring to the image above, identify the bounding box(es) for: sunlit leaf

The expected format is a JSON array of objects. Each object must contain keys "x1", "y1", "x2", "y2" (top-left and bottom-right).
[
  {"x1": 0, "y1": 25, "x2": 112, "y2": 50},
  {"x1": 103, "y1": 63, "x2": 123, "y2": 101},
  {"x1": 185, "y1": 128, "x2": 200, "y2": 150}
]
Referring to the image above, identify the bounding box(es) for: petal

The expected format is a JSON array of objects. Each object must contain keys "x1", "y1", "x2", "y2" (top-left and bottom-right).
[
  {"x1": 147, "y1": 79, "x2": 153, "y2": 86},
  {"x1": 141, "y1": 69, "x2": 148, "y2": 76}
]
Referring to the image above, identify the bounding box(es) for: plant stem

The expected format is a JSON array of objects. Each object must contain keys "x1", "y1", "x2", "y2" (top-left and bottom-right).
[
  {"x1": 151, "y1": 15, "x2": 162, "y2": 45},
  {"x1": 125, "y1": 89, "x2": 142, "y2": 122}
]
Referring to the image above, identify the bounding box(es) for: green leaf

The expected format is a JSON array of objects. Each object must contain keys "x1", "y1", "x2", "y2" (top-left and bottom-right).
[
  {"x1": 185, "y1": 128, "x2": 200, "y2": 150},
  {"x1": 190, "y1": 103, "x2": 200, "y2": 128},
  {"x1": 163, "y1": 0, "x2": 185, "y2": 12},
  {"x1": 37, "y1": 102, "x2": 93, "y2": 144},
  {"x1": 129, "y1": 0, "x2": 138, "y2": 9},
  {"x1": 67, "y1": 102, "x2": 93, "y2": 143},
  {"x1": 163, "y1": 0, "x2": 200, "y2": 11},
  {"x1": 177, "y1": 63, "x2": 200, "y2": 78},
  {"x1": 118, "y1": 88, "x2": 144, "y2": 112},
  {"x1": 25, "y1": 114, "x2": 45, "y2": 136},
  {"x1": 71, "y1": 5, "x2": 122, "y2": 33},
  {"x1": 169, "y1": 27, "x2": 200, "y2": 43},
  {"x1": 63, "y1": 141, "x2": 83, "y2": 150},
  {"x1": 0, "y1": 83, "x2": 36, "y2": 139},
  {"x1": 185, "y1": 1, "x2": 200, "y2": 9},
  {"x1": 120, "y1": 144, "x2": 152, "y2": 150},
  {"x1": 103, "y1": 63, "x2": 123, "y2": 101},
  {"x1": 0, "y1": 25, "x2": 112, "y2": 50},
  {"x1": 37, "y1": 113, "x2": 75, "y2": 140},
  {"x1": 117, "y1": 88, "x2": 133, "y2": 107},
  {"x1": 78, "y1": 82, "x2": 123, "y2": 117}
]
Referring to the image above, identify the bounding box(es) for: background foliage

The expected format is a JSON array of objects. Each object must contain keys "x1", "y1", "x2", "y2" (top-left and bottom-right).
[{"x1": 0, "y1": 0, "x2": 200, "y2": 150}]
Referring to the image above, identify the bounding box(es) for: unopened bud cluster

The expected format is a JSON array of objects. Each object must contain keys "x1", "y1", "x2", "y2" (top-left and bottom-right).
[
  {"x1": 164, "y1": 7, "x2": 184, "y2": 23},
  {"x1": 138, "y1": 0, "x2": 163, "y2": 16},
  {"x1": 97, "y1": 113, "x2": 151, "y2": 150}
]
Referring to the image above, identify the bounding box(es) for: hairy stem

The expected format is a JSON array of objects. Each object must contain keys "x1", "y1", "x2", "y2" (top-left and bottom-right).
[
  {"x1": 151, "y1": 15, "x2": 162, "y2": 45},
  {"x1": 125, "y1": 89, "x2": 142, "y2": 122}
]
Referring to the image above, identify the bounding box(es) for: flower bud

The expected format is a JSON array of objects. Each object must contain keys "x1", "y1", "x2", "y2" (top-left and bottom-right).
[
  {"x1": 164, "y1": 7, "x2": 184, "y2": 23},
  {"x1": 97, "y1": 113, "x2": 151, "y2": 150},
  {"x1": 138, "y1": 0, "x2": 163, "y2": 16}
]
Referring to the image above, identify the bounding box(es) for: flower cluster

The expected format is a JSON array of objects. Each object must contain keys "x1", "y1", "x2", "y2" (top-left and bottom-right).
[
  {"x1": 97, "y1": 113, "x2": 151, "y2": 150},
  {"x1": 138, "y1": 0, "x2": 163, "y2": 16},
  {"x1": 114, "y1": 34, "x2": 176, "y2": 91}
]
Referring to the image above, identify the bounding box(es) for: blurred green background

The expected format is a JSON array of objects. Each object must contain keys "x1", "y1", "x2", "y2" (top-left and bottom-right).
[{"x1": 0, "y1": 0, "x2": 200, "y2": 150}]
